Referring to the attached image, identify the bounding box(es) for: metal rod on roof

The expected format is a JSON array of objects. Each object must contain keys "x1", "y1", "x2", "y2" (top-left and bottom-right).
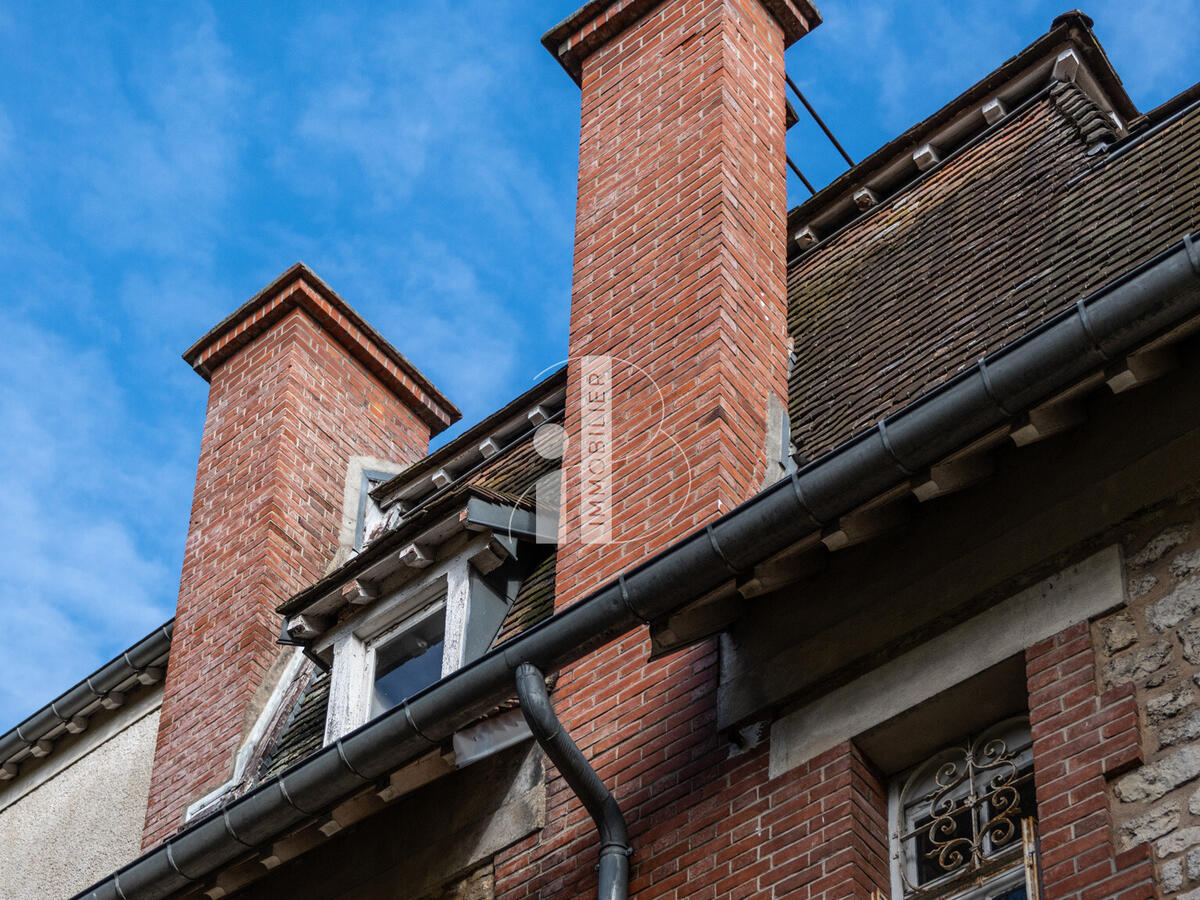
[
  {"x1": 787, "y1": 156, "x2": 817, "y2": 195},
  {"x1": 786, "y1": 74, "x2": 855, "y2": 168}
]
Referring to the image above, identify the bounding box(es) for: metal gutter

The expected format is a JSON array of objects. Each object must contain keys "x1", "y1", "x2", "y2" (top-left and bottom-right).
[
  {"x1": 1, "y1": 620, "x2": 173, "y2": 773},
  {"x1": 75, "y1": 234, "x2": 1200, "y2": 899},
  {"x1": 516, "y1": 663, "x2": 630, "y2": 900}
]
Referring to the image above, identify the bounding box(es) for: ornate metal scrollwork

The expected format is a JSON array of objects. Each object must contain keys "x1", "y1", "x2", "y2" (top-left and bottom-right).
[{"x1": 896, "y1": 719, "x2": 1035, "y2": 897}]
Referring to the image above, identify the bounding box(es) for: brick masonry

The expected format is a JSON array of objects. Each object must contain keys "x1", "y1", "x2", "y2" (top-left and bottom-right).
[
  {"x1": 1026, "y1": 624, "x2": 1155, "y2": 900},
  {"x1": 141, "y1": 276, "x2": 441, "y2": 848},
  {"x1": 495, "y1": 5, "x2": 866, "y2": 898},
  {"x1": 493, "y1": 636, "x2": 890, "y2": 900},
  {"x1": 553, "y1": 0, "x2": 810, "y2": 607}
]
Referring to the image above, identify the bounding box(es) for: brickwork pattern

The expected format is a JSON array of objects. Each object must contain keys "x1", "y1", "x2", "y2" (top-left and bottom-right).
[
  {"x1": 1094, "y1": 485, "x2": 1200, "y2": 897},
  {"x1": 1026, "y1": 623, "x2": 1155, "y2": 900},
  {"x1": 554, "y1": 0, "x2": 794, "y2": 607},
  {"x1": 494, "y1": 636, "x2": 890, "y2": 900},
  {"x1": 142, "y1": 302, "x2": 432, "y2": 847},
  {"x1": 516, "y1": 3, "x2": 834, "y2": 898}
]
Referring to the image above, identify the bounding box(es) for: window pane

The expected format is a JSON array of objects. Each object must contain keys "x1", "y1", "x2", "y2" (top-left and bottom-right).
[
  {"x1": 373, "y1": 638, "x2": 444, "y2": 713},
  {"x1": 371, "y1": 607, "x2": 447, "y2": 715}
]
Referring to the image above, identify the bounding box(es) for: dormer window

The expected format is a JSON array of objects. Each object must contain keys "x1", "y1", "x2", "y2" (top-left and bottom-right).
[
  {"x1": 296, "y1": 488, "x2": 555, "y2": 746},
  {"x1": 890, "y1": 716, "x2": 1039, "y2": 900}
]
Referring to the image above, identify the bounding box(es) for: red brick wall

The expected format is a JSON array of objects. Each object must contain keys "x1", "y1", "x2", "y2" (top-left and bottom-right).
[
  {"x1": 554, "y1": 0, "x2": 798, "y2": 606},
  {"x1": 500, "y1": 3, "x2": 823, "y2": 898},
  {"x1": 1026, "y1": 622, "x2": 1157, "y2": 900},
  {"x1": 142, "y1": 301, "x2": 432, "y2": 847},
  {"x1": 495, "y1": 638, "x2": 889, "y2": 900}
]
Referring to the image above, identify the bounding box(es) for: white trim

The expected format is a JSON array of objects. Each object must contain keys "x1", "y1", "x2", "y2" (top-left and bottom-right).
[
  {"x1": 322, "y1": 543, "x2": 484, "y2": 743},
  {"x1": 769, "y1": 545, "x2": 1124, "y2": 778},
  {"x1": 324, "y1": 632, "x2": 373, "y2": 745},
  {"x1": 313, "y1": 534, "x2": 495, "y2": 658},
  {"x1": 337, "y1": 455, "x2": 405, "y2": 552}
]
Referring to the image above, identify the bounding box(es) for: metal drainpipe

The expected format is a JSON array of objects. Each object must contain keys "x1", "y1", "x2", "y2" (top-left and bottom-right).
[{"x1": 515, "y1": 663, "x2": 631, "y2": 900}]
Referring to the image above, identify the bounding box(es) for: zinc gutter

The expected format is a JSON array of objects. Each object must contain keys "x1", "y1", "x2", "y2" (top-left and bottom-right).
[{"x1": 0, "y1": 620, "x2": 174, "y2": 768}]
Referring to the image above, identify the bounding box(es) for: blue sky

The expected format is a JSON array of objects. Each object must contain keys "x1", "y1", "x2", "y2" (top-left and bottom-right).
[{"x1": 0, "y1": 0, "x2": 1196, "y2": 728}]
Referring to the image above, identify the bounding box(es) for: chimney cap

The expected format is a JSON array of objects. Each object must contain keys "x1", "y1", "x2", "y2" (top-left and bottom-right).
[
  {"x1": 542, "y1": 0, "x2": 821, "y2": 85},
  {"x1": 183, "y1": 263, "x2": 460, "y2": 433}
]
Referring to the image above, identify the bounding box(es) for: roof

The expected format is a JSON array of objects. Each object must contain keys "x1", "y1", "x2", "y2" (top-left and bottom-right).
[
  {"x1": 786, "y1": 75, "x2": 1200, "y2": 461},
  {"x1": 0, "y1": 621, "x2": 173, "y2": 779},
  {"x1": 279, "y1": 370, "x2": 565, "y2": 620},
  {"x1": 786, "y1": 11, "x2": 1137, "y2": 249},
  {"x1": 256, "y1": 549, "x2": 556, "y2": 783},
  {"x1": 70, "y1": 15, "x2": 1200, "y2": 898}
]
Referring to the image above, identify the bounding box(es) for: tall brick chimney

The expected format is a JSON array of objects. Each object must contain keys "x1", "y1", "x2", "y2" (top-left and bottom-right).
[
  {"x1": 141, "y1": 265, "x2": 457, "y2": 846},
  {"x1": 547, "y1": 0, "x2": 818, "y2": 606}
]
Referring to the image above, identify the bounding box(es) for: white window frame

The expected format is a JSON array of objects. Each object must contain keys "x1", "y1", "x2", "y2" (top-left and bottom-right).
[{"x1": 321, "y1": 541, "x2": 484, "y2": 745}]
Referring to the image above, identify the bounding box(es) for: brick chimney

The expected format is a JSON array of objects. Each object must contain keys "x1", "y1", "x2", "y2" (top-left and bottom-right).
[
  {"x1": 547, "y1": 0, "x2": 818, "y2": 606},
  {"x1": 141, "y1": 265, "x2": 457, "y2": 846}
]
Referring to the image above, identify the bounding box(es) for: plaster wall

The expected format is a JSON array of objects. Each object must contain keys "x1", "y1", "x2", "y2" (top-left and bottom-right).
[{"x1": 0, "y1": 701, "x2": 159, "y2": 899}]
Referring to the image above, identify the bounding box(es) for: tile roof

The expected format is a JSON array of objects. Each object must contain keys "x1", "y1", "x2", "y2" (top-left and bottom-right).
[
  {"x1": 786, "y1": 83, "x2": 1200, "y2": 461},
  {"x1": 257, "y1": 667, "x2": 329, "y2": 783}
]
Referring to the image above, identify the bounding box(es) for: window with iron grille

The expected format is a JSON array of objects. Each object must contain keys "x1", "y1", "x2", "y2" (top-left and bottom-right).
[{"x1": 888, "y1": 716, "x2": 1042, "y2": 900}]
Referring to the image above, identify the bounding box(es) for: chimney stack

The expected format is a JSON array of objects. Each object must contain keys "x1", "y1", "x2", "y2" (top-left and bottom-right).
[
  {"x1": 141, "y1": 265, "x2": 456, "y2": 846},
  {"x1": 546, "y1": 0, "x2": 819, "y2": 605}
]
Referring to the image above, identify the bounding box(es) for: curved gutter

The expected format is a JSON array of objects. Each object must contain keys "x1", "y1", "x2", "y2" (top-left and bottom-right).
[
  {"x1": 76, "y1": 234, "x2": 1200, "y2": 899},
  {"x1": 0, "y1": 620, "x2": 173, "y2": 772},
  {"x1": 516, "y1": 663, "x2": 630, "y2": 900}
]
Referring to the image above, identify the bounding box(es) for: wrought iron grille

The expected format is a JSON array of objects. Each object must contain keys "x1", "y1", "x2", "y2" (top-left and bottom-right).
[{"x1": 896, "y1": 719, "x2": 1037, "y2": 897}]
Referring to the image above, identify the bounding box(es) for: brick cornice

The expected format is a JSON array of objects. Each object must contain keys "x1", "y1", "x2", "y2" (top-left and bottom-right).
[
  {"x1": 541, "y1": 0, "x2": 821, "y2": 84},
  {"x1": 183, "y1": 263, "x2": 460, "y2": 434}
]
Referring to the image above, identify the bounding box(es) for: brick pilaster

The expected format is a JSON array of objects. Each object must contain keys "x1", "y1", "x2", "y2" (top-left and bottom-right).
[{"x1": 1026, "y1": 622, "x2": 1157, "y2": 900}]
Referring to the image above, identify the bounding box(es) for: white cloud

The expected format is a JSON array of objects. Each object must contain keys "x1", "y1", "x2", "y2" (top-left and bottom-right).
[
  {"x1": 0, "y1": 317, "x2": 183, "y2": 726},
  {"x1": 59, "y1": 5, "x2": 243, "y2": 260}
]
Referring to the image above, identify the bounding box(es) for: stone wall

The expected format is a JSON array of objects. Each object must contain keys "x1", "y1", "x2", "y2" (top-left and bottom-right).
[{"x1": 1096, "y1": 481, "x2": 1200, "y2": 897}]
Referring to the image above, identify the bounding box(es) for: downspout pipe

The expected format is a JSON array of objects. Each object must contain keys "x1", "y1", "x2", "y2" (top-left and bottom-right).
[
  {"x1": 515, "y1": 663, "x2": 630, "y2": 900},
  {"x1": 74, "y1": 233, "x2": 1200, "y2": 900}
]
